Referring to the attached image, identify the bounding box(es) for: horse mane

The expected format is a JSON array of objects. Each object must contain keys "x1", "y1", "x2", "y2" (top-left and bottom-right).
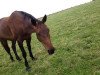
[{"x1": 19, "y1": 11, "x2": 38, "y2": 25}]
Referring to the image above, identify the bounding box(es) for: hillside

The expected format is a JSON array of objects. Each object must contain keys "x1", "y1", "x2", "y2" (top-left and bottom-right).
[{"x1": 0, "y1": 0, "x2": 100, "y2": 75}]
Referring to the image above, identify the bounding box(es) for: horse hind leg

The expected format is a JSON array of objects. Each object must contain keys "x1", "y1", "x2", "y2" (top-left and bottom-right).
[
  {"x1": 12, "y1": 41, "x2": 21, "y2": 61},
  {"x1": 1, "y1": 40, "x2": 14, "y2": 62}
]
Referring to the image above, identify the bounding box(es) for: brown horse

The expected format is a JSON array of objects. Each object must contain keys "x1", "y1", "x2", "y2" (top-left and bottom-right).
[{"x1": 0, "y1": 11, "x2": 55, "y2": 71}]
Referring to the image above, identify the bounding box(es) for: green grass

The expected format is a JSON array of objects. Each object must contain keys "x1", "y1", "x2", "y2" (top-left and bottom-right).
[{"x1": 0, "y1": 0, "x2": 100, "y2": 75}]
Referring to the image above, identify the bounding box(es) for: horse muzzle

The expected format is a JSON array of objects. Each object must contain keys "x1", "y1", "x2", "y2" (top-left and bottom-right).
[{"x1": 48, "y1": 47, "x2": 55, "y2": 55}]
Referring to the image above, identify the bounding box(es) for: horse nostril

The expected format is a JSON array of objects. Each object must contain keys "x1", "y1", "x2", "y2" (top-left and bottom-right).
[{"x1": 48, "y1": 48, "x2": 55, "y2": 55}]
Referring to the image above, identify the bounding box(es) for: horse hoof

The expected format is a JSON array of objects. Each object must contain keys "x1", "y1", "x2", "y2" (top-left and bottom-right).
[
  {"x1": 26, "y1": 67, "x2": 31, "y2": 71},
  {"x1": 32, "y1": 57, "x2": 37, "y2": 61},
  {"x1": 16, "y1": 57, "x2": 22, "y2": 61},
  {"x1": 11, "y1": 59, "x2": 15, "y2": 62},
  {"x1": 18, "y1": 58, "x2": 22, "y2": 61}
]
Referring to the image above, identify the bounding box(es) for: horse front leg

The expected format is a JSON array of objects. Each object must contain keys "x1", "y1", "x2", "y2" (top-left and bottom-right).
[
  {"x1": 1, "y1": 40, "x2": 14, "y2": 61},
  {"x1": 26, "y1": 37, "x2": 35, "y2": 60},
  {"x1": 17, "y1": 39, "x2": 30, "y2": 71},
  {"x1": 12, "y1": 40, "x2": 21, "y2": 61}
]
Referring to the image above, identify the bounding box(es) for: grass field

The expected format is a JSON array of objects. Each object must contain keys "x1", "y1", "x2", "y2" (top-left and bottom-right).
[{"x1": 0, "y1": 0, "x2": 100, "y2": 75}]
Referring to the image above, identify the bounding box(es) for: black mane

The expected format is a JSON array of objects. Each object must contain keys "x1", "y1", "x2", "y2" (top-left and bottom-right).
[{"x1": 20, "y1": 11, "x2": 38, "y2": 25}]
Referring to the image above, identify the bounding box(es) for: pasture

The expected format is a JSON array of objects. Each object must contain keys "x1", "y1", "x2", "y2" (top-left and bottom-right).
[{"x1": 0, "y1": 0, "x2": 100, "y2": 75}]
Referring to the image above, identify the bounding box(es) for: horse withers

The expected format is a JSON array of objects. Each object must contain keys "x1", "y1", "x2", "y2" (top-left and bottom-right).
[{"x1": 0, "y1": 11, "x2": 55, "y2": 71}]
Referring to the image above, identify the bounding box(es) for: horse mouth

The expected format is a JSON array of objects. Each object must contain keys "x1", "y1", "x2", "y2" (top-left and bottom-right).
[{"x1": 48, "y1": 47, "x2": 55, "y2": 55}]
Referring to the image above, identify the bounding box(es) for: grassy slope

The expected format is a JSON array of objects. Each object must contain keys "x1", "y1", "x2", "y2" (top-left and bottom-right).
[{"x1": 0, "y1": 0, "x2": 100, "y2": 75}]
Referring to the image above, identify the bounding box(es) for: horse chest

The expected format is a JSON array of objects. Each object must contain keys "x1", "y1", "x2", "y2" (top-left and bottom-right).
[{"x1": 22, "y1": 33, "x2": 31, "y2": 39}]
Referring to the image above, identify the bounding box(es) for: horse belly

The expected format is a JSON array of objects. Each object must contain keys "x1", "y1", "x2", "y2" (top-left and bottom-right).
[{"x1": 0, "y1": 32, "x2": 13, "y2": 40}]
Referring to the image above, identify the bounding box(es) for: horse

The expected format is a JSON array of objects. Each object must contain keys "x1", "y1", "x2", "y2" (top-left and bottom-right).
[{"x1": 0, "y1": 11, "x2": 55, "y2": 71}]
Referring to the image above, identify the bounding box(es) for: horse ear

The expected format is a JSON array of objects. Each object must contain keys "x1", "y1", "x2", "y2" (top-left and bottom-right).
[{"x1": 42, "y1": 15, "x2": 47, "y2": 23}]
